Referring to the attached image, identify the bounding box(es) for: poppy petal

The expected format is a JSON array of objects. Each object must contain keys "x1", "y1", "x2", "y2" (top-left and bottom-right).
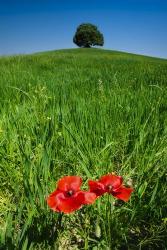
[
  {"x1": 57, "y1": 176, "x2": 82, "y2": 192},
  {"x1": 99, "y1": 174, "x2": 123, "y2": 189},
  {"x1": 77, "y1": 191, "x2": 97, "y2": 204},
  {"x1": 47, "y1": 190, "x2": 64, "y2": 212},
  {"x1": 57, "y1": 195, "x2": 82, "y2": 213},
  {"x1": 111, "y1": 186, "x2": 134, "y2": 202},
  {"x1": 47, "y1": 190, "x2": 82, "y2": 213},
  {"x1": 88, "y1": 180, "x2": 106, "y2": 196}
]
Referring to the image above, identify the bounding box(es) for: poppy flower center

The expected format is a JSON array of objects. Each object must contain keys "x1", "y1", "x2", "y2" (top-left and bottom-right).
[
  {"x1": 66, "y1": 190, "x2": 74, "y2": 197},
  {"x1": 106, "y1": 185, "x2": 113, "y2": 191}
]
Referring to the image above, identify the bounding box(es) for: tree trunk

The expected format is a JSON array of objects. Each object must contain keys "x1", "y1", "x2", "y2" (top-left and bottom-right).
[{"x1": 84, "y1": 44, "x2": 91, "y2": 48}]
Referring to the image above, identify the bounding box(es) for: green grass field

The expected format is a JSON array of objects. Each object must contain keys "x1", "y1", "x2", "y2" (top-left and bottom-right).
[{"x1": 0, "y1": 48, "x2": 167, "y2": 249}]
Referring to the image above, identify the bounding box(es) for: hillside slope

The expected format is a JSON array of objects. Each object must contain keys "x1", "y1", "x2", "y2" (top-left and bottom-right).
[{"x1": 0, "y1": 49, "x2": 167, "y2": 249}]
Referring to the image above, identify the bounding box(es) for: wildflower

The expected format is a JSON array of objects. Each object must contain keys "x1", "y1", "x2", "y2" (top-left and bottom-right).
[
  {"x1": 88, "y1": 174, "x2": 133, "y2": 202},
  {"x1": 47, "y1": 176, "x2": 96, "y2": 213},
  {"x1": 58, "y1": 131, "x2": 62, "y2": 136},
  {"x1": 46, "y1": 116, "x2": 51, "y2": 120}
]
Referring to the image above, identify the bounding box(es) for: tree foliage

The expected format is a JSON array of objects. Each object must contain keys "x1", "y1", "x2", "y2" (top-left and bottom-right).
[{"x1": 73, "y1": 23, "x2": 104, "y2": 48}]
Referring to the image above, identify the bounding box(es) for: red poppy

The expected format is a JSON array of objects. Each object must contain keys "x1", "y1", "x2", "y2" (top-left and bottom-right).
[
  {"x1": 47, "y1": 176, "x2": 96, "y2": 213},
  {"x1": 88, "y1": 174, "x2": 133, "y2": 202}
]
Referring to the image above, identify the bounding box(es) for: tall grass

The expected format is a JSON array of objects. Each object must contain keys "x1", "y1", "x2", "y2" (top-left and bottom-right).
[{"x1": 0, "y1": 49, "x2": 167, "y2": 249}]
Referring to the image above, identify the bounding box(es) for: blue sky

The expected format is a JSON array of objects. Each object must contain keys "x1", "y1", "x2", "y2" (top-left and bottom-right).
[{"x1": 0, "y1": 0, "x2": 167, "y2": 58}]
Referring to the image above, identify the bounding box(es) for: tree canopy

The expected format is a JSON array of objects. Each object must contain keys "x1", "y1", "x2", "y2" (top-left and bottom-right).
[{"x1": 73, "y1": 23, "x2": 104, "y2": 48}]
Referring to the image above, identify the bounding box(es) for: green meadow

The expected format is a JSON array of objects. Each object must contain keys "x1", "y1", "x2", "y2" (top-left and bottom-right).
[{"x1": 0, "y1": 48, "x2": 167, "y2": 249}]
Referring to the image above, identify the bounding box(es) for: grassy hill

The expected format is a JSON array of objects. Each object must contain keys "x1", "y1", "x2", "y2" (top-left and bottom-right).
[{"x1": 0, "y1": 48, "x2": 167, "y2": 249}]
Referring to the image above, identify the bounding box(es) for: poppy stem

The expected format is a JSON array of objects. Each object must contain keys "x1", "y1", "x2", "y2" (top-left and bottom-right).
[
  {"x1": 53, "y1": 213, "x2": 63, "y2": 244},
  {"x1": 106, "y1": 195, "x2": 113, "y2": 248},
  {"x1": 57, "y1": 212, "x2": 63, "y2": 230}
]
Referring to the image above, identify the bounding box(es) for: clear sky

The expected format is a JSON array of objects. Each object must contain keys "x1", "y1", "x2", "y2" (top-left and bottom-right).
[{"x1": 0, "y1": 0, "x2": 167, "y2": 58}]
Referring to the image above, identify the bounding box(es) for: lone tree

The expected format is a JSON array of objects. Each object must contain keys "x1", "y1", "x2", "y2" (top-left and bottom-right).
[{"x1": 73, "y1": 23, "x2": 104, "y2": 48}]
